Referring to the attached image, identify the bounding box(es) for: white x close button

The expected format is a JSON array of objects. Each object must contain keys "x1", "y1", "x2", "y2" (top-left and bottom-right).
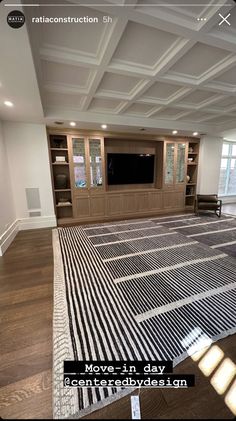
[{"x1": 219, "y1": 13, "x2": 231, "y2": 26}]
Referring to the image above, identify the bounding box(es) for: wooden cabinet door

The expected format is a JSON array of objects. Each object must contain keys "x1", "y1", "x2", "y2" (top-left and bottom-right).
[
  {"x1": 74, "y1": 196, "x2": 90, "y2": 218},
  {"x1": 176, "y1": 142, "x2": 187, "y2": 185},
  {"x1": 69, "y1": 137, "x2": 89, "y2": 194},
  {"x1": 107, "y1": 194, "x2": 122, "y2": 216},
  {"x1": 164, "y1": 142, "x2": 175, "y2": 188},
  {"x1": 88, "y1": 137, "x2": 105, "y2": 192},
  {"x1": 123, "y1": 193, "x2": 137, "y2": 213},
  {"x1": 163, "y1": 191, "x2": 185, "y2": 209},
  {"x1": 90, "y1": 195, "x2": 105, "y2": 217}
]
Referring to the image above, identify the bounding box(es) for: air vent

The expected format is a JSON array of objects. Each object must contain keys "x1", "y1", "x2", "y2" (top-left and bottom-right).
[
  {"x1": 25, "y1": 188, "x2": 41, "y2": 210},
  {"x1": 29, "y1": 211, "x2": 41, "y2": 217}
]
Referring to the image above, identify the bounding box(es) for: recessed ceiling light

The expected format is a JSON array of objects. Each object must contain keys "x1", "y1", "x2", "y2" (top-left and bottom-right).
[
  {"x1": 172, "y1": 130, "x2": 178, "y2": 135},
  {"x1": 101, "y1": 124, "x2": 107, "y2": 129},
  {"x1": 4, "y1": 101, "x2": 13, "y2": 107},
  {"x1": 70, "y1": 121, "x2": 76, "y2": 127},
  {"x1": 193, "y1": 131, "x2": 199, "y2": 136}
]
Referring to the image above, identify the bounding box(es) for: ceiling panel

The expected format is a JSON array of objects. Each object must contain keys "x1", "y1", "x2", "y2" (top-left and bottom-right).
[
  {"x1": 97, "y1": 72, "x2": 142, "y2": 95},
  {"x1": 112, "y1": 21, "x2": 179, "y2": 67},
  {"x1": 178, "y1": 89, "x2": 218, "y2": 105},
  {"x1": 89, "y1": 98, "x2": 123, "y2": 112},
  {"x1": 204, "y1": 115, "x2": 236, "y2": 124},
  {"x1": 40, "y1": 6, "x2": 111, "y2": 56},
  {"x1": 169, "y1": 43, "x2": 231, "y2": 77},
  {"x1": 141, "y1": 81, "x2": 183, "y2": 100},
  {"x1": 43, "y1": 92, "x2": 85, "y2": 109},
  {"x1": 135, "y1": 0, "x2": 206, "y2": 18},
  {"x1": 178, "y1": 111, "x2": 215, "y2": 121},
  {"x1": 124, "y1": 103, "x2": 155, "y2": 115},
  {"x1": 213, "y1": 65, "x2": 236, "y2": 85},
  {"x1": 152, "y1": 107, "x2": 187, "y2": 119},
  {"x1": 208, "y1": 96, "x2": 236, "y2": 110},
  {"x1": 41, "y1": 60, "x2": 93, "y2": 88}
]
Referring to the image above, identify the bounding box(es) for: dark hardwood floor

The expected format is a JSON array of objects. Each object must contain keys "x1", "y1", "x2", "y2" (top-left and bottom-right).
[
  {"x1": 0, "y1": 229, "x2": 53, "y2": 420},
  {"x1": 0, "y1": 228, "x2": 235, "y2": 419}
]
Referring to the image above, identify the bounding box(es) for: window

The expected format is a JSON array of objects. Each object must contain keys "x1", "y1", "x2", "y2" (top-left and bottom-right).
[{"x1": 219, "y1": 142, "x2": 236, "y2": 196}]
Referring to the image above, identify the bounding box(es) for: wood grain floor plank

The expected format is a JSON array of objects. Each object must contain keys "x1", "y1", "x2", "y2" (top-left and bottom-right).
[{"x1": 0, "y1": 370, "x2": 52, "y2": 419}]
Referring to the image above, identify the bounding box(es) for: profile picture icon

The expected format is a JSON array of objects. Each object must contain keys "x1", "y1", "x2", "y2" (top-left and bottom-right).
[{"x1": 7, "y1": 10, "x2": 25, "y2": 28}]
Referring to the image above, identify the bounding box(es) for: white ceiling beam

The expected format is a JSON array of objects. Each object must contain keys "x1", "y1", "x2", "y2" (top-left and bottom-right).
[
  {"x1": 81, "y1": 16, "x2": 129, "y2": 111},
  {"x1": 45, "y1": 107, "x2": 213, "y2": 132}
]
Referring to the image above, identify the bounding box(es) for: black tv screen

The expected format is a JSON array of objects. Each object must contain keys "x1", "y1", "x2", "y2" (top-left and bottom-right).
[{"x1": 107, "y1": 153, "x2": 155, "y2": 185}]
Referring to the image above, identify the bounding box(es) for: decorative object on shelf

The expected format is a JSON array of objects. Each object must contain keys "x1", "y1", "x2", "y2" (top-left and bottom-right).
[
  {"x1": 186, "y1": 175, "x2": 190, "y2": 183},
  {"x1": 186, "y1": 186, "x2": 194, "y2": 195},
  {"x1": 55, "y1": 156, "x2": 66, "y2": 163},
  {"x1": 188, "y1": 147, "x2": 194, "y2": 153},
  {"x1": 75, "y1": 180, "x2": 86, "y2": 188},
  {"x1": 188, "y1": 157, "x2": 194, "y2": 163},
  {"x1": 57, "y1": 200, "x2": 72, "y2": 206},
  {"x1": 57, "y1": 197, "x2": 68, "y2": 203},
  {"x1": 55, "y1": 174, "x2": 67, "y2": 189},
  {"x1": 54, "y1": 138, "x2": 65, "y2": 148}
]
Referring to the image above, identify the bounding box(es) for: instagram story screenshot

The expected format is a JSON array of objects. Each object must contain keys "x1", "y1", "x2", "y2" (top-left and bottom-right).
[{"x1": 1, "y1": 0, "x2": 236, "y2": 420}]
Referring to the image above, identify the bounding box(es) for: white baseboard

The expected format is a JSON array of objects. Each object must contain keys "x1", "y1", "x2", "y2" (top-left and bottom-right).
[
  {"x1": 0, "y1": 220, "x2": 19, "y2": 256},
  {"x1": 18, "y1": 215, "x2": 57, "y2": 230},
  {"x1": 0, "y1": 215, "x2": 57, "y2": 256}
]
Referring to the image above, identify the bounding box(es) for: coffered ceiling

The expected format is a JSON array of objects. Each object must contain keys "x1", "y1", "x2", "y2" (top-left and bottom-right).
[{"x1": 24, "y1": 0, "x2": 236, "y2": 134}]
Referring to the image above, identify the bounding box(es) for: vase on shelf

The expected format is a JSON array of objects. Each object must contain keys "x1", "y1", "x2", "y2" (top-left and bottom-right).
[
  {"x1": 186, "y1": 175, "x2": 190, "y2": 183},
  {"x1": 55, "y1": 174, "x2": 67, "y2": 189}
]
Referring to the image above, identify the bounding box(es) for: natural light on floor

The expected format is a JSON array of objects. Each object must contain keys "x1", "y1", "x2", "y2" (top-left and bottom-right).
[{"x1": 182, "y1": 328, "x2": 236, "y2": 416}]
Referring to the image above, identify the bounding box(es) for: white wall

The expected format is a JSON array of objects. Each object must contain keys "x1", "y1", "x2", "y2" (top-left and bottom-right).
[
  {"x1": 0, "y1": 120, "x2": 17, "y2": 255},
  {"x1": 3, "y1": 122, "x2": 56, "y2": 230},
  {"x1": 197, "y1": 136, "x2": 223, "y2": 195}
]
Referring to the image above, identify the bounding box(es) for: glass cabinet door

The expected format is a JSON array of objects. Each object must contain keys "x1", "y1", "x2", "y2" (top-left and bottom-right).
[
  {"x1": 176, "y1": 143, "x2": 186, "y2": 183},
  {"x1": 165, "y1": 143, "x2": 175, "y2": 184},
  {"x1": 72, "y1": 138, "x2": 87, "y2": 188},
  {"x1": 89, "y1": 139, "x2": 103, "y2": 188}
]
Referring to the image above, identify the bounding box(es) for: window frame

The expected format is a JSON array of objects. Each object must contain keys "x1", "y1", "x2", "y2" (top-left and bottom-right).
[{"x1": 219, "y1": 141, "x2": 236, "y2": 196}]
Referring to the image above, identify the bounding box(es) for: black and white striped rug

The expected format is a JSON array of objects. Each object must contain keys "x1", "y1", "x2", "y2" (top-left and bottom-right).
[{"x1": 53, "y1": 213, "x2": 236, "y2": 419}]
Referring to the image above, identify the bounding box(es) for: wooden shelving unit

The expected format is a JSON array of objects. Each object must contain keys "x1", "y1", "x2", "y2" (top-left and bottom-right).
[
  {"x1": 185, "y1": 140, "x2": 199, "y2": 209},
  {"x1": 48, "y1": 128, "x2": 200, "y2": 225},
  {"x1": 48, "y1": 134, "x2": 73, "y2": 220}
]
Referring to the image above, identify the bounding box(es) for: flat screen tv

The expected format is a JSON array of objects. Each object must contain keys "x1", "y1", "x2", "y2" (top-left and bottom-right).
[{"x1": 107, "y1": 153, "x2": 155, "y2": 185}]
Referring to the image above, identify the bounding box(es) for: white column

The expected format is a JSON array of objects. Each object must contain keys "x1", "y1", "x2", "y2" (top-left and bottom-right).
[{"x1": 197, "y1": 136, "x2": 223, "y2": 195}]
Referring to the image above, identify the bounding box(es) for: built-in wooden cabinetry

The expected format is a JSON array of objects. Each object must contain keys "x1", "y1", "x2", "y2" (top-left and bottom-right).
[
  {"x1": 69, "y1": 135, "x2": 105, "y2": 221},
  {"x1": 47, "y1": 129, "x2": 199, "y2": 225},
  {"x1": 185, "y1": 140, "x2": 199, "y2": 209},
  {"x1": 163, "y1": 140, "x2": 188, "y2": 211},
  {"x1": 49, "y1": 134, "x2": 73, "y2": 221}
]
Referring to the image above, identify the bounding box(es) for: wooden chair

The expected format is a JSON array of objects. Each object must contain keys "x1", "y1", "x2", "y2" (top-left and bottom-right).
[{"x1": 195, "y1": 194, "x2": 222, "y2": 217}]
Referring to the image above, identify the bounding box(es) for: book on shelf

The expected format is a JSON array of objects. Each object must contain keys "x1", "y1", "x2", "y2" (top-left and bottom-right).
[{"x1": 57, "y1": 201, "x2": 71, "y2": 206}]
